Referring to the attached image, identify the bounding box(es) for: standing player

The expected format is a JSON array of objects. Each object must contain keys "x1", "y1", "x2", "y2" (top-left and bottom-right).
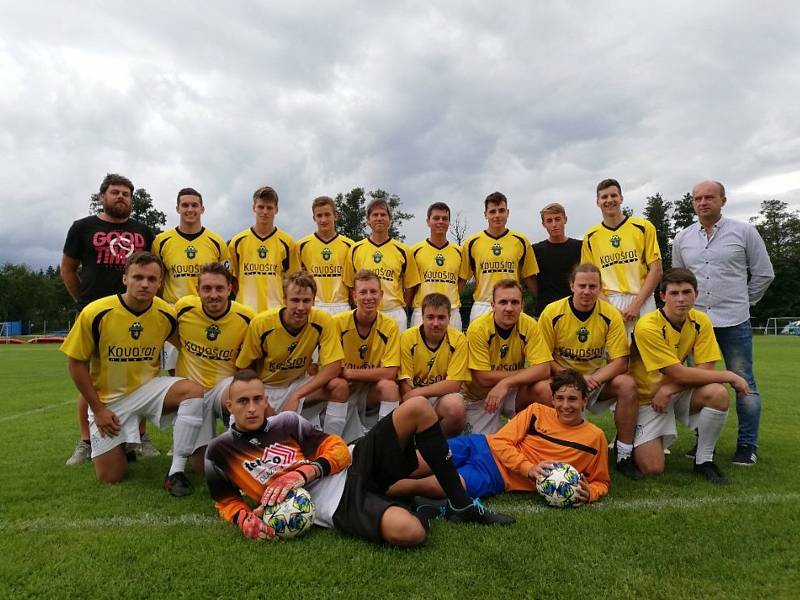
[
  {"x1": 461, "y1": 280, "x2": 552, "y2": 434},
  {"x1": 533, "y1": 263, "x2": 641, "y2": 479},
  {"x1": 343, "y1": 198, "x2": 420, "y2": 331},
  {"x1": 59, "y1": 252, "x2": 205, "y2": 495},
  {"x1": 173, "y1": 262, "x2": 255, "y2": 473},
  {"x1": 152, "y1": 187, "x2": 230, "y2": 372},
  {"x1": 234, "y1": 272, "x2": 351, "y2": 438},
  {"x1": 410, "y1": 202, "x2": 464, "y2": 330},
  {"x1": 61, "y1": 173, "x2": 156, "y2": 465},
  {"x1": 296, "y1": 196, "x2": 354, "y2": 315},
  {"x1": 228, "y1": 186, "x2": 298, "y2": 313},
  {"x1": 205, "y1": 370, "x2": 513, "y2": 546},
  {"x1": 532, "y1": 203, "x2": 582, "y2": 316},
  {"x1": 399, "y1": 293, "x2": 469, "y2": 437},
  {"x1": 460, "y1": 192, "x2": 538, "y2": 324},
  {"x1": 581, "y1": 179, "x2": 662, "y2": 335},
  {"x1": 629, "y1": 268, "x2": 749, "y2": 484},
  {"x1": 334, "y1": 270, "x2": 402, "y2": 432},
  {"x1": 672, "y1": 180, "x2": 774, "y2": 466}
]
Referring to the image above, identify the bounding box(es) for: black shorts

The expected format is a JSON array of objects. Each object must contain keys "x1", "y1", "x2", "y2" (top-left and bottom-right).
[{"x1": 332, "y1": 413, "x2": 419, "y2": 544}]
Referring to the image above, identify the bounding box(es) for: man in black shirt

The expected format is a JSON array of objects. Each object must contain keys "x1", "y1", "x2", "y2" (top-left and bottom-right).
[{"x1": 532, "y1": 203, "x2": 582, "y2": 316}]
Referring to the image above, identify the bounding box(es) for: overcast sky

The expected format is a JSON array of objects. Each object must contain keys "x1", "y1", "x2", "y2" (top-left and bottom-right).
[{"x1": 2, "y1": 1, "x2": 799, "y2": 269}]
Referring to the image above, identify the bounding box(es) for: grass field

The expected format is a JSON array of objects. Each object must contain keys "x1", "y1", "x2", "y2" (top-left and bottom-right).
[{"x1": 1, "y1": 339, "x2": 799, "y2": 599}]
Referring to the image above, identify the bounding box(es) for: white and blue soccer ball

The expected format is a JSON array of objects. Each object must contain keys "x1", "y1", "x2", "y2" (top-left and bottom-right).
[
  {"x1": 262, "y1": 487, "x2": 316, "y2": 539},
  {"x1": 535, "y1": 462, "x2": 581, "y2": 508}
]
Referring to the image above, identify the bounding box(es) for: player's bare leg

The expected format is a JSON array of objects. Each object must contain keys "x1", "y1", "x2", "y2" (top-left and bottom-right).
[
  {"x1": 93, "y1": 445, "x2": 129, "y2": 483},
  {"x1": 633, "y1": 437, "x2": 666, "y2": 475},
  {"x1": 368, "y1": 378, "x2": 401, "y2": 419},
  {"x1": 530, "y1": 380, "x2": 554, "y2": 406},
  {"x1": 66, "y1": 395, "x2": 92, "y2": 466},
  {"x1": 606, "y1": 374, "x2": 643, "y2": 480},
  {"x1": 435, "y1": 393, "x2": 466, "y2": 438},
  {"x1": 380, "y1": 506, "x2": 427, "y2": 547}
]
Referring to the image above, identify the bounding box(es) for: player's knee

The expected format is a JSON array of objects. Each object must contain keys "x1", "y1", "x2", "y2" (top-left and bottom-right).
[
  {"x1": 383, "y1": 517, "x2": 427, "y2": 548},
  {"x1": 531, "y1": 380, "x2": 553, "y2": 405},
  {"x1": 437, "y1": 397, "x2": 466, "y2": 437},
  {"x1": 614, "y1": 375, "x2": 638, "y2": 399},
  {"x1": 635, "y1": 454, "x2": 665, "y2": 476},
  {"x1": 95, "y1": 465, "x2": 126, "y2": 484},
  {"x1": 327, "y1": 377, "x2": 349, "y2": 402},
  {"x1": 704, "y1": 384, "x2": 729, "y2": 411},
  {"x1": 376, "y1": 379, "x2": 399, "y2": 399},
  {"x1": 174, "y1": 380, "x2": 204, "y2": 401}
]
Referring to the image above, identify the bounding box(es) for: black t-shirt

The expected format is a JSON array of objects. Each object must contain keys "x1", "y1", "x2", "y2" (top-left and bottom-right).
[
  {"x1": 63, "y1": 215, "x2": 154, "y2": 308},
  {"x1": 532, "y1": 237, "x2": 582, "y2": 315}
]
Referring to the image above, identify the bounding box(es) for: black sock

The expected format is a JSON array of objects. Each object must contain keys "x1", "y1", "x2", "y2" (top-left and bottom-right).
[{"x1": 414, "y1": 422, "x2": 471, "y2": 509}]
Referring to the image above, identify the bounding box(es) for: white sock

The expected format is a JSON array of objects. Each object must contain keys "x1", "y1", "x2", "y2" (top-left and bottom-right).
[
  {"x1": 616, "y1": 441, "x2": 633, "y2": 462},
  {"x1": 379, "y1": 400, "x2": 399, "y2": 420},
  {"x1": 323, "y1": 401, "x2": 348, "y2": 436},
  {"x1": 694, "y1": 407, "x2": 727, "y2": 464},
  {"x1": 169, "y1": 398, "x2": 204, "y2": 476}
]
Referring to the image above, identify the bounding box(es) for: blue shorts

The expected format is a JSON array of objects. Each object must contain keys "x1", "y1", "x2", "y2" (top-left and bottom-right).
[{"x1": 448, "y1": 434, "x2": 505, "y2": 498}]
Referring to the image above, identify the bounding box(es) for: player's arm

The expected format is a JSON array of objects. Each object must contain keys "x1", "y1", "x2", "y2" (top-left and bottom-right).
[
  {"x1": 482, "y1": 362, "x2": 550, "y2": 413},
  {"x1": 401, "y1": 379, "x2": 461, "y2": 402},
  {"x1": 343, "y1": 365, "x2": 398, "y2": 383},
  {"x1": 490, "y1": 405, "x2": 539, "y2": 479},
  {"x1": 622, "y1": 259, "x2": 662, "y2": 322},
  {"x1": 587, "y1": 356, "x2": 628, "y2": 389},
  {"x1": 524, "y1": 275, "x2": 538, "y2": 296},
  {"x1": 67, "y1": 358, "x2": 120, "y2": 437},
  {"x1": 403, "y1": 285, "x2": 417, "y2": 309},
  {"x1": 60, "y1": 255, "x2": 81, "y2": 302},
  {"x1": 205, "y1": 455, "x2": 274, "y2": 540},
  {"x1": 283, "y1": 361, "x2": 342, "y2": 413}
]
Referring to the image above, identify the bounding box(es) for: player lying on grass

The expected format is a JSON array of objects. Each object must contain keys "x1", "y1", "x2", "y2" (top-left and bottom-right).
[
  {"x1": 205, "y1": 370, "x2": 514, "y2": 546},
  {"x1": 388, "y1": 370, "x2": 609, "y2": 507},
  {"x1": 629, "y1": 268, "x2": 750, "y2": 484},
  {"x1": 60, "y1": 251, "x2": 205, "y2": 493}
]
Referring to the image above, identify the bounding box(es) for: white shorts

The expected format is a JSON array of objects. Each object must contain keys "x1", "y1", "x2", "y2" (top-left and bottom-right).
[
  {"x1": 410, "y1": 308, "x2": 462, "y2": 332},
  {"x1": 315, "y1": 302, "x2": 351, "y2": 315},
  {"x1": 88, "y1": 376, "x2": 183, "y2": 458},
  {"x1": 161, "y1": 341, "x2": 178, "y2": 371},
  {"x1": 463, "y1": 389, "x2": 517, "y2": 435},
  {"x1": 469, "y1": 301, "x2": 493, "y2": 324},
  {"x1": 264, "y1": 375, "x2": 313, "y2": 413},
  {"x1": 632, "y1": 389, "x2": 694, "y2": 449},
  {"x1": 607, "y1": 293, "x2": 657, "y2": 339},
  {"x1": 585, "y1": 383, "x2": 615, "y2": 415},
  {"x1": 382, "y1": 307, "x2": 409, "y2": 332},
  {"x1": 194, "y1": 376, "x2": 233, "y2": 451}
]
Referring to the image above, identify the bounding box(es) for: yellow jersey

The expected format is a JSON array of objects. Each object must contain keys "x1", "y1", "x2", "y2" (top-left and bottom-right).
[
  {"x1": 174, "y1": 295, "x2": 255, "y2": 389},
  {"x1": 581, "y1": 216, "x2": 661, "y2": 296},
  {"x1": 410, "y1": 240, "x2": 462, "y2": 308},
  {"x1": 630, "y1": 308, "x2": 721, "y2": 405},
  {"x1": 460, "y1": 229, "x2": 538, "y2": 303},
  {"x1": 461, "y1": 311, "x2": 552, "y2": 402},
  {"x1": 538, "y1": 297, "x2": 629, "y2": 374},
  {"x1": 399, "y1": 325, "x2": 469, "y2": 387},
  {"x1": 236, "y1": 307, "x2": 343, "y2": 387},
  {"x1": 334, "y1": 309, "x2": 400, "y2": 370},
  {"x1": 60, "y1": 295, "x2": 176, "y2": 403},
  {"x1": 343, "y1": 238, "x2": 421, "y2": 310},
  {"x1": 228, "y1": 227, "x2": 298, "y2": 312},
  {"x1": 296, "y1": 232, "x2": 354, "y2": 304},
  {"x1": 151, "y1": 227, "x2": 230, "y2": 303}
]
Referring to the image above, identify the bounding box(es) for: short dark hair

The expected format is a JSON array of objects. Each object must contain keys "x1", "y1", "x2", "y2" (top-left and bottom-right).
[
  {"x1": 124, "y1": 251, "x2": 164, "y2": 276},
  {"x1": 100, "y1": 173, "x2": 134, "y2": 195},
  {"x1": 550, "y1": 369, "x2": 589, "y2": 399},
  {"x1": 596, "y1": 178, "x2": 621, "y2": 196},
  {"x1": 660, "y1": 268, "x2": 698, "y2": 294},
  {"x1": 569, "y1": 262, "x2": 601, "y2": 285},
  {"x1": 199, "y1": 262, "x2": 233, "y2": 285},
  {"x1": 253, "y1": 186, "x2": 279, "y2": 206},
  {"x1": 177, "y1": 187, "x2": 203, "y2": 205},
  {"x1": 283, "y1": 271, "x2": 317, "y2": 297},
  {"x1": 421, "y1": 293, "x2": 451, "y2": 314},
  {"x1": 484, "y1": 191, "x2": 507, "y2": 210},
  {"x1": 427, "y1": 202, "x2": 451, "y2": 219},
  {"x1": 492, "y1": 278, "x2": 523, "y2": 300}
]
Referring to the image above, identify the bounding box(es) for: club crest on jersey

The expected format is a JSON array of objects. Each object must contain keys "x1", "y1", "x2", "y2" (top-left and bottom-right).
[
  {"x1": 492, "y1": 243, "x2": 502, "y2": 256},
  {"x1": 185, "y1": 245, "x2": 197, "y2": 259},
  {"x1": 373, "y1": 251, "x2": 383, "y2": 264},
  {"x1": 577, "y1": 327, "x2": 589, "y2": 343},
  {"x1": 288, "y1": 341, "x2": 298, "y2": 353},
  {"x1": 358, "y1": 343, "x2": 368, "y2": 359},
  {"x1": 129, "y1": 322, "x2": 143, "y2": 340},
  {"x1": 206, "y1": 324, "x2": 221, "y2": 341},
  {"x1": 258, "y1": 245, "x2": 268, "y2": 259},
  {"x1": 500, "y1": 344, "x2": 509, "y2": 359},
  {"x1": 321, "y1": 247, "x2": 332, "y2": 261},
  {"x1": 610, "y1": 235, "x2": 621, "y2": 248},
  {"x1": 435, "y1": 253, "x2": 445, "y2": 267}
]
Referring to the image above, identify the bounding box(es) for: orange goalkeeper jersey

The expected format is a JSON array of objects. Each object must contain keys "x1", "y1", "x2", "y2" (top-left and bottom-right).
[{"x1": 487, "y1": 403, "x2": 610, "y2": 502}]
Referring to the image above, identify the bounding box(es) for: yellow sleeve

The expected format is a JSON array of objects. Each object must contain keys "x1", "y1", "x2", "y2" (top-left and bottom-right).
[
  {"x1": 317, "y1": 312, "x2": 345, "y2": 367},
  {"x1": 537, "y1": 306, "x2": 557, "y2": 354},
  {"x1": 398, "y1": 330, "x2": 414, "y2": 382},
  {"x1": 693, "y1": 314, "x2": 722, "y2": 365},
  {"x1": 235, "y1": 318, "x2": 263, "y2": 369},
  {"x1": 342, "y1": 244, "x2": 355, "y2": 287},
  {"x1": 216, "y1": 234, "x2": 231, "y2": 266},
  {"x1": 382, "y1": 320, "x2": 401, "y2": 368},
  {"x1": 490, "y1": 404, "x2": 538, "y2": 478},
  {"x1": 59, "y1": 309, "x2": 95, "y2": 361},
  {"x1": 446, "y1": 332, "x2": 469, "y2": 381},
  {"x1": 459, "y1": 240, "x2": 473, "y2": 280},
  {"x1": 227, "y1": 238, "x2": 239, "y2": 280},
  {"x1": 633, "y1": 320, "x2": 680, "y2": 373},
  {"x1": 288, "y1": 238, "x2": 300, "y2": 274},
  {"x1": 580, "y1": 235, "x2": 593, "y2": 264},
  {"x1": 643, "y1": 221, "x2": 662, "y2": 265},
  {"x1": 467, "y1": 324, "x2": 491, "y2": 371},
  {"x1": 605, "y1": 309, "x2": 630, "y2": 360},
  {"x1": 519, "y1": 235, "x2": 539, "y2": 278},
  {"x1": 403, "y1": 247, "x2": 421, "y2": 289},
  {"x1": 523, "y1": 319, "x2": 552, "y2": 366}
]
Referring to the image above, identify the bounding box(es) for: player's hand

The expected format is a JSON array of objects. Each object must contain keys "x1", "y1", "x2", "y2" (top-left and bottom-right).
[
  {"x1": 650, "y1": 388, "x2": 671, "y2": 414},
  {"x1": 621, "y1": 302, "x2": 641, "y2": 322},
  {"x1": 261, "y1": 470, "x2": 306, "y2": 507},
  {"x1": 95, "y1": 407, "x2": 121, "y2": 438},
  {"x1": 237, "y1": 509, "x2": 275, "y2": 541},
  {"x1": 728, "y1": 373, "x2": 750, "y2": 397},
  {"x1": 583, "y1": 374, "x2": 601, "y2": 391},
  {"x1": 527, "y1": 461, "x2": 556, "y2": 482},
  {"x1": 282, "y1": 394, "x2": 302, "y2": 414},
  {"x1": 571, "y1": 477, "x2": 591, "y2": 507},
  {"x1": 485, "y1": 382, "x2": 509, "y2": 413},
  {"x1": 306, "y1": 363, "x2": 319, "y2": 376}
]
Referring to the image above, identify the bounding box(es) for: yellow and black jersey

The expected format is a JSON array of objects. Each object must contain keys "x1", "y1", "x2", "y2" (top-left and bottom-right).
[
  {"x1": 151, "y1": 227, "x2": 230, "y2": 303},
  {"x1": 581, "y1": 216, "x2": 661, "y2": 296},
  {"x1": 460, "y1": 229, "x2": 538, "y2": 304},
  {"x1": 60, "y1": 295, "x2": 176, "y2": 403},
  {"x1": 538, "y1": 297, "x2": 629, "y2": 374},
  {"x1": 174, "y1": 295, "x2": 255, "y2": 389},
  {"x1": 343, "y1": 238, "x2": 421, "y2": 310},
  {"x1": 630, "y1": 308, "x2": 721, "y2": 405},
  {"x1": 410, "y1": 240, "x2": 462, "y2": 308},
  {"x1": 461, "y1": 311, "x2": 552, "y2": 402},
  {"x1": 236, "y1": 307, "x2": 343, "y2": 386},
  {"x1": 296, "y1": 233, "x2": 354, "y2": 304},
  {"x1": 228, "y1": 227, "x2": 298, "y2": 312},
  {"x1": 399, "y1": 325, "x2": 469, "y2": 387},
  {"x1": 334, "y1": 309, "x2": 400, "y2": 370}
]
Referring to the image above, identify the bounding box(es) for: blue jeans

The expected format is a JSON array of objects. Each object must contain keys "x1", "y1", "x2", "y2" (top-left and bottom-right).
[{"x1": 714, "y1": 320, "x2": 761, "y2": 448}]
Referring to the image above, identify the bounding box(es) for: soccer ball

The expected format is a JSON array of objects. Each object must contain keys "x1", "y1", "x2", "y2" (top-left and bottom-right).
[
  {"x1": 262, "y1": 487, "x2": 316, "y2": 539},
  {"x1": 535, "y1": 462, "x2": 581, "y2": 508}
]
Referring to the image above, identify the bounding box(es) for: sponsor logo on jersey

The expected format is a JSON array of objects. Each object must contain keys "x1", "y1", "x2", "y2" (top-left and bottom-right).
[
  {"x1": 183, "y1": 340, "x2": 236, "y2": 361},
  {"x1": 322, "y1": 247, "x2": 332, "y2": 261},
  {"x1": 206, "y1": 324, "x2": 221, "y2": 341},
  {"x1": 242, "y1": 442, "x2": 297, "y2": 484},
  {"x1": 170, "y1": 263, "x2": 201, "y2": 278},
  {"x1": 599, "y1": 249, "x2": 639, "y2": 268},
  {"x1": 242, "y1": 262, "x2": 278, "y2": 276},
  {"x1": 478, "y1": 259, "x2": 516, "y2": 274},
  {"x1": 129, "y1": 321, "x2": 143, "y2": 340},
  {"x1": 499, "y1": 343, "x2": 509, "y2": 358},
  {"x1": 492, "y1": 243, "x2": 502, "y2": 256},
  {"x1": 107, "y1": 344, "x2": 159, "y2": 362},
  {"x1": 558, "y1": 346, "x2": 604, "y2": 361},
  {"x1": 358, "y1": 343, "x2": 368, "y2": 359},
  {"x1": 258, "y1": 245, "x2": 268, "y2": 259},
  {"x1": 610, "y1": 235, "x2": 621, "y2": 248},
  {"x1": 577, "y1": 327, "x2": 589, "y2": 343},
  {"x1": 435, "y1": 253, "x2": 445, "y2": 266},
  {"x1": 185, "y1": 245, "x2": 197, "y2": 259},
  {"x1": 373, "y1": 251, "x2": 383, "y2": 264},
  {"x1": 422, "y1": 269, "x2": 457, "y2": 284}
]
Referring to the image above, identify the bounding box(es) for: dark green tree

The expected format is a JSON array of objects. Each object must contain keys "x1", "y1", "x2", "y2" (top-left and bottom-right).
[
  {"x1": 643, "y1": 193, "x2": 673, "y2": 269},
  {"x1": 622, "y1": 206, "x2": 634, "y2": 218},
  {"x1": 334, "y1": 188, "x2": 414, "y2": 241},
  {"x1": 671, "y1": 192, "x2": 696, "y2": 234},
  {"x1": 89, "y1": 188, "x2": 167, "y2": 234}
]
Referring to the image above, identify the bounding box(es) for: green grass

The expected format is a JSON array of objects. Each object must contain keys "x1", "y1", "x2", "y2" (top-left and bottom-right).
[{"x1": 1, "y1": 339, "x2": 799, "y2": 599}]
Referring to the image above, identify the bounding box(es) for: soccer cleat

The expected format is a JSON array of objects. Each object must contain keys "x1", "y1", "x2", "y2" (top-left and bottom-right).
[
  {"x1": 65, "y1": 440, "x2": 91, "y2": 466},
  {"x1": 684, "y1": 445, "x2": 696, "y2": 459},
  {"x1": 693, "y1": 461, "x2": 729, "y2": 485},
  {"x1": 615, "y1": 456, "x2": 643, "y2": 481},
  {"x1": 138, "y1": 433, "x2": 161, "y2": 458},
  {"x1": 410, "y1": 496, "x2": 449, "y2": 530},
  {"x1": 164, "y1": 471, "x2": 194, "y2": 497},
  {"x1": 732, "y1": 444, "x2": 758, "y2": 466},
  {"x1": 447, "y1": 498, "x2": 516, "y2": 526}
]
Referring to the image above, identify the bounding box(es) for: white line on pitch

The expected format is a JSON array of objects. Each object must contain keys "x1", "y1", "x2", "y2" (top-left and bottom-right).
[
  {"x1": 0, "y1": 399, "x2": 73, "y2": 422},
  {"x1": 0, "y1": 513, "x2": 221, "y2": 532}
]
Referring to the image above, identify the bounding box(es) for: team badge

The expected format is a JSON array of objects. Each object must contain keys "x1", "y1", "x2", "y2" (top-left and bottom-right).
[
  {"x1": 577, "y1": 327, "x2": 589, "y2": 343},
  {"x1": 206, "y1": 324, "x2": 221, "y2": 341},
  {"x1": 322, "y1": 247, "x2": 332, "y2": 261},
  {"x1": 610, "y1": 235, "x2": 621, "y2": 248},
  {"x1": 358, "y1": 343, "x2": 368, "y2": 359},
  {"x1": 499, "y1": 344, "x2": 509, "y2": 359},
  {"x1": 288, "y1": 341, "x2": 298, "y2": 353},
  {"x1": 435, "y1": 253, "x2": 445, "y2": 267},
  {"x1": 492, "y1": 243, "x2": 502, "y2": 256},
  {"x1": 129, "y1": 322, "x2": 143, "y2": 340},
  {"x1": 373, "y1": 251, "x2": 383, "y2": 264},
  {"x1": 185, "y1": 245, "x2": 197, "y2": 260},
  {"x1": 258, "y1": 245, "x2": 268, "y2": 259}
]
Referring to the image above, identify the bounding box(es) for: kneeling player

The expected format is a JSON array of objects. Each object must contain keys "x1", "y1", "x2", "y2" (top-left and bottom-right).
[
  {"x1": 399, "y1": 293, "x2": 468, "y2": 437},
  {"x1": 60, "y1": 252, "x2": 205, "y2": 493},
  {"x1": 205, "y1": 370, "x2": 514, "y2": 547},
  {"x1": 629, "y1": 269, "x2": 749, "y2": 484},
  {"x1": 388, "y1": 370, "x2": 609, "y2": 506}
]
